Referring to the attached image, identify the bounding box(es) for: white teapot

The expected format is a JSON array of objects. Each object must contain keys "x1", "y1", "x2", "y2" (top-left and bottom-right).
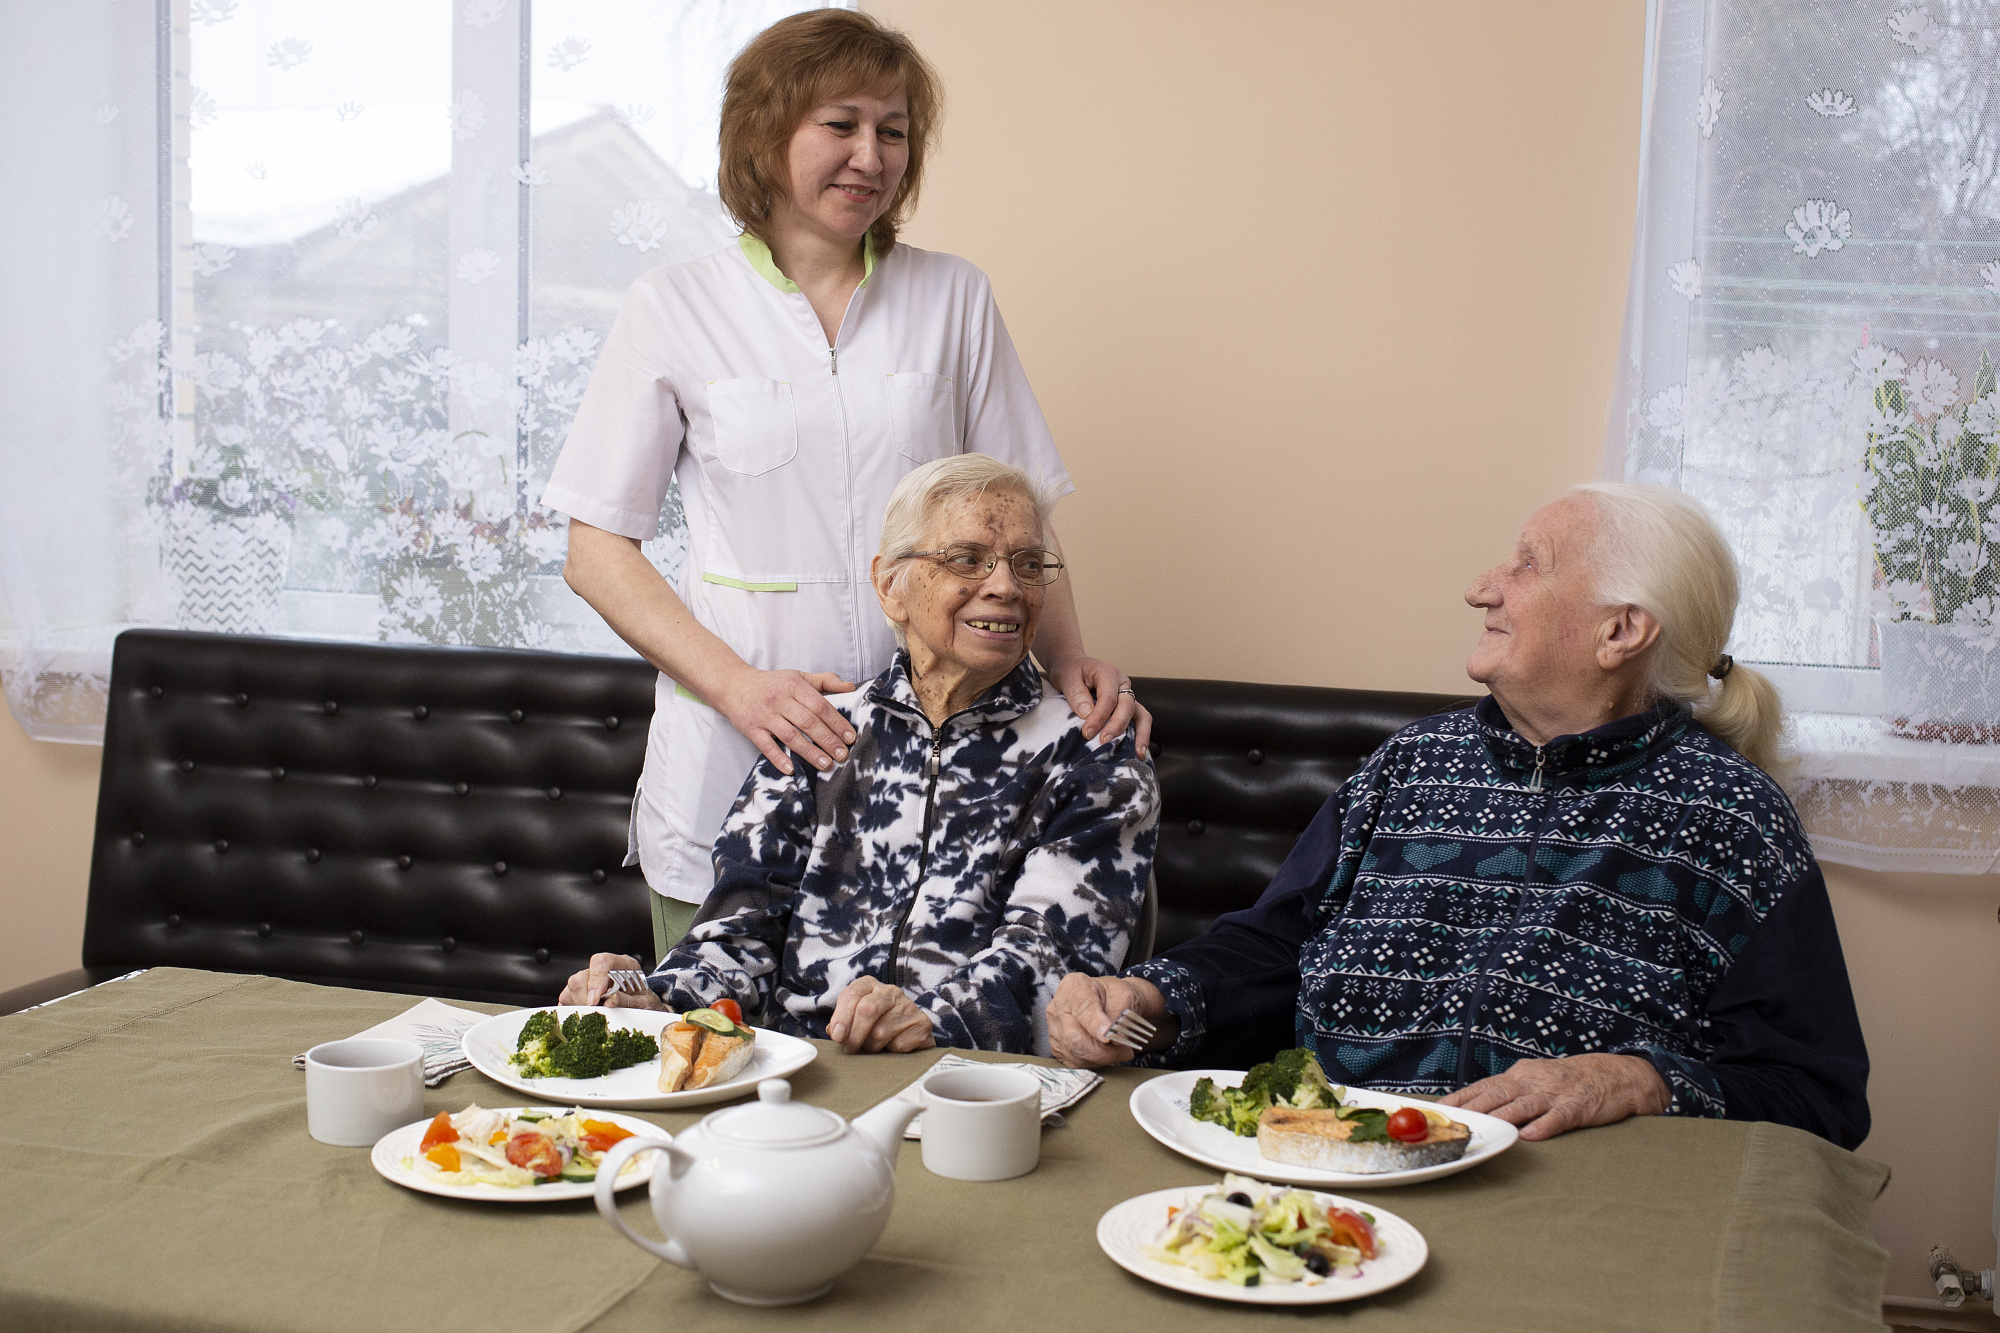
[{"x1": 593, "y1": 1077, "x2": 920, "y2": 1306}]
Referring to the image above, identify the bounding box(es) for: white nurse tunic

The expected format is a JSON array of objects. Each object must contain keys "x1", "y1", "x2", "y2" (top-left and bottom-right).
[{"x1": 541, "y1": 236, "x2": 1071, "y2": 904}]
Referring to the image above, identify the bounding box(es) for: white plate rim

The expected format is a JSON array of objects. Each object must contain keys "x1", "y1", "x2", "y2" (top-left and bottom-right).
[
  {"x1": 369, "y1": 1106, "x2": 666, "y2": 1203},
  {"x1": 1095, "y1": 1183, "x2": 1427, "y2": 1304},
  {"x1": 1127, "y1": 1069, "x2": 1518, "y2": 1188},
  {"x1": 459, "y1": 1006, "x2": 816, "y2": 1109}
]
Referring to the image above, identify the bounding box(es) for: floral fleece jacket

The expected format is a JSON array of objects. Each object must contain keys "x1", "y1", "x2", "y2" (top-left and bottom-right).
[{"x1": 646, "y1": 653, "x2": 1160, "y2": 1055}]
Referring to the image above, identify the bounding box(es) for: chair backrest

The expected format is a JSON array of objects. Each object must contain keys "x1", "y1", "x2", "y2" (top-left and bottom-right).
[
  {"x1": 84, "y1": 630, "x2": 657, "y2": 1006},
  {"x1": 1130, "y1": 677, "x2": 1477, "y2": 955}
]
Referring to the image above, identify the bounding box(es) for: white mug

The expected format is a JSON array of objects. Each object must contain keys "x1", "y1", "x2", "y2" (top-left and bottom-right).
[
  {"x1": 917, "y1": 1066, "x2": 1042, "y2": 1182},
  {"x1": 304, "y1": 1037, "x2": 426, "y2": 1146}
]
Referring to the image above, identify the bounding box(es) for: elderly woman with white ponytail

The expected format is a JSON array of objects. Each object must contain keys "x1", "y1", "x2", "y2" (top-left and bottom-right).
[{"x1": 1048, "y1": 483, "x2": 1871, "y2": 1150}]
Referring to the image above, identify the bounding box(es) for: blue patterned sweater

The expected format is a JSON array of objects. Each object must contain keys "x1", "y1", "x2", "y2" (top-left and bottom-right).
[
  {"x1": 1129, "y1": 697, "x2": 1870, "y2": 1148},
  {"x1": 648, "y1": 653, "x2": 1160, "y2": 1055}
]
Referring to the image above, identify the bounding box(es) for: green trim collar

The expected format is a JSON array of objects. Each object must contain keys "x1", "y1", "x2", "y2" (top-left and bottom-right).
[{"x1": 736, "y1": 231, "x2": 877, "y2": 293}]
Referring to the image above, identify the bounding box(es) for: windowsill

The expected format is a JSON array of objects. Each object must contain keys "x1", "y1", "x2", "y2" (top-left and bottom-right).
[{"x1": 1792, "y1": 711, "x2": 2000, "y2": 785}]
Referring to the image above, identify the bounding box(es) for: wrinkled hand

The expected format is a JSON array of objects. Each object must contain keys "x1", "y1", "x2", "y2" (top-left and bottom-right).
[
  {"x1": 557, "y1": 952, "x2": 668, "y2": 1010},
  {"x1": 711, "y1": 665, "x2": 859, "y2": 776},
  {"x1": 1439, "y1": 1053, "x2": 1669, "y2": 1141},
  {"x1": 1047, "y1": 973, "x2": 1171, "y2": 1069},
  {"x1": 826, "y1": 977, "x2": 935, "y2": 1054},
  {"x1": 1047, "y1": 655, "x2": 1151, "y2": 757}
]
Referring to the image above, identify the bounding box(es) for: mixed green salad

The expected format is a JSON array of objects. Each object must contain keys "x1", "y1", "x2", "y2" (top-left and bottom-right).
[
  {"x1": 507, "y1": 1010, "x2": 657, "y2": 1080},
  {"x1": 1148, "y1": 1173, "x2": 1380, "y2": 1286}
]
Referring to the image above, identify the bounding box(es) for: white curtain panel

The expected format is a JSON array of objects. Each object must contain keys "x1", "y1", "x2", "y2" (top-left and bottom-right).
[
  {"x1": 0, "y1": 0, "x2": 825, "y2": 744},
  {"x1": 1613, "y1": 0, "x2": 2000, "y2": 870}
]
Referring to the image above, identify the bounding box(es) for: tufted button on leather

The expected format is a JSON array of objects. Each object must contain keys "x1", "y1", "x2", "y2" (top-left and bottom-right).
[
  {"x1": 493, "y1": 860, "x2": 508, "y2": 876},
  {"x1": 180, "y1": 758, "x2": 195, "y2": 774},
  {"x1": 305, "y1": 848, "x2": 321, "y2": 864},
  {"x1": 546, "y1": 786, "x2": 562, "y2": 801},
  {"x1": 509, "y1": 708, "x2": 525, "y2": 724},
  {"x1": 604, "y1": 715, "x2": 620, "y2": 730},
  {"x1": 534, "y1": 947, "x2": 551, "y2": 965},
  {"x1": 166, "y1": 913, "x2": 181, "y2": 929},
  {"x1": 271, "y1": 766, "x2": 285, "y2": 781},
  {"x1": 455, "y1": 781, "x2": 469, "y2": 797},
  {"x1": 362, "y1": 774, "x2": 377, "y2": 789},
  {"x1": 1246, "y1": 748, "x2": 1265, "y2": 766},
  {"x1": 130, "y1": 830, "x2": 145, "y2": 846},
  {"x1": 214, "y1": 838, "x2": 229, "y2": 854},
  {"x1": 323, "y1": 700, "x2": 338, "y2": 716},
  {"x1": 257, "y1": 922, "x2": 272, "y2": 938},
  {"x1": 148, "y1": 684, "x2": 163, "y2": 700},
  {"x1": 441, "y1": 936, "x2": 457, "y2": 953},
  {"x1": 349, "y1": 930, "x2": 365, "y2": 946},
  {"x1": 413, "y1": 704, "x2": 428, "y2": 720},
  {"x1": 234, "y1": 692, "x2": 249, "y2": 707},
  {"x1": 397, "y1": 854, "x2": 412, "y2": 870},
  {"x1": 1187, "y1": 818, "x2": 1206, "y2": 836},
  {"x1": 590, "y1": 868, "x2": 607, "y2": 884}
]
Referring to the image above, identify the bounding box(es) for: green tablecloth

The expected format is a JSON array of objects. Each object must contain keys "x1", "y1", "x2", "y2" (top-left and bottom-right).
[{"x1": 0, "y1": 968, "x2": 1889, "y2": 1332}]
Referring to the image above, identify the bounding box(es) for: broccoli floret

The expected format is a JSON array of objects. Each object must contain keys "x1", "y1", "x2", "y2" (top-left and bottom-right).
[
  {"x1": 605, "y1": 1026, "x2": 658, "y2": 1067},
  {"x1": 551, "y1": 1012, "x2": 615, "y2": 1079},
  {"x1": 1190, "y1": 1075, "x2": 1272, "y2": 1137},
  {"x1": 517, "y1": 1009, "x2": 559, "y2": 1048},
  {"x1": 1189, "y1": 1077, "x2": 1226, "y2": 1126},
  {"x1": 506, "y1": 1010, "x2": 564, "y2": 1076},
  {"x1": 1241, "y1": 1048, "x2": 1339, "y2": 1110}
]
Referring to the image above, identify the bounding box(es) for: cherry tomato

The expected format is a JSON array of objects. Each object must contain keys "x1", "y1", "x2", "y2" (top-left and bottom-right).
[
  {"x1": 504, "y1": 1131, "x2": 563, "y2": 1178},
  {"x1": 578, "y1": 1119, "x2": 635, "y2": 1154},
  {"x1": 424, "y1": 1143, "x2": 461, "y2": 1172},
  {"x1": 1386, "y1": 1106, "x2": 1430, "y2": 1143},
  {"x1": 712, "y1": 998, "x2": 744, "y2": 1024},
  {"x1": 418, "y1": 1111, "x2": 458, "y2": 1151},
  {"x1": 1325, "y1": 1206, "x2": 1378, "y2": 1261}
]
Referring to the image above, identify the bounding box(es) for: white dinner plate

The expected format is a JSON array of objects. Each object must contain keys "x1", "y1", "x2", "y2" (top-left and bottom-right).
[
  {"x1": 1128, "y1": 1070, "x2": 1518, "y2": 1188},
  {"x1": 460, "y1": 1006, "x2": 817, "y2": 1109},
  {"x1": 370, "y1": 1106, "x2": 662, "y2": 1203},
  {"x1": 1096, "y1": 1183, "x2": 1427, "y2": 1304}
]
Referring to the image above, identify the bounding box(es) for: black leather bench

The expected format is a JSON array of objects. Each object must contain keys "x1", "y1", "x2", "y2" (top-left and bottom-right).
[{"x1": 1, "y1": 630, "x2": 1471, "y2": 1013}]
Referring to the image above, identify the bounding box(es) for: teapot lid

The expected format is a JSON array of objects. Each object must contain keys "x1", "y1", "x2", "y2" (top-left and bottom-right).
[{"x1": 707, "y1": 1079, "x2": 845, "y2": 1148}]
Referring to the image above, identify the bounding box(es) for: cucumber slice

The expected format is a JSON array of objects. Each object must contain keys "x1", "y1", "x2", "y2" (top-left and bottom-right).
[
  {"x1": 557, "y1": 1161, "x2": 597, "y2": 1183},
  {"x1": 684, "y1": 1008, "x2": 743, "y2": 1037}
]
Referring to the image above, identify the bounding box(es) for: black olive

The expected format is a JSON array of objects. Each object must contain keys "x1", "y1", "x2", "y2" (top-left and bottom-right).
[
  {"x1": 1304, "y1": 1251, "x2": 1332, "y2": 1277},
  {"x1": 1226, "y1": 1191, "x2": 1252, "y2": 1207}
]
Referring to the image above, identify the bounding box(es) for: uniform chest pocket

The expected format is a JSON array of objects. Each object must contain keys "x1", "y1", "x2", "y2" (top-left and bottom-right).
[
  {"x1": 706, "y1": 378, "x2": 799, "y2": 477},
  {"x1": 887, "y1": 371, "x2": 958, "y2": 465}
]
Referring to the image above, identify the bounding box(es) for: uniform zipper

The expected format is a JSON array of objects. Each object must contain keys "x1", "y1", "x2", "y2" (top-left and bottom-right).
[
  {"x1": 1457, "y1": 743, "x2": 1551, "y2": 1086},
  {"x1": 885, "y1": 726, "x2": 949, "y2": 984},
  {"x1": 830, "y1": 345, "x2": 838, "y2": 376}
]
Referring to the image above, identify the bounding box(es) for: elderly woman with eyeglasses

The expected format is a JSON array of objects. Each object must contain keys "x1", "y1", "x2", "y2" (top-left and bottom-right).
[{"x1": 561, "y1": 454, "x2": 1160, "y2": 1056}]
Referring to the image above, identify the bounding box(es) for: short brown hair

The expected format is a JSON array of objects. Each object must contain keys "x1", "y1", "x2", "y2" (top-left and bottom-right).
[{"x1": 718, "y1": 9, "x2": 942, "y2": 254}]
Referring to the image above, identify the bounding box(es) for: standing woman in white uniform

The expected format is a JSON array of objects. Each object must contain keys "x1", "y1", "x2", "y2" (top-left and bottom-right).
[{"x1": 542, "y1": 10, "x2": 1148, "y2": 959}]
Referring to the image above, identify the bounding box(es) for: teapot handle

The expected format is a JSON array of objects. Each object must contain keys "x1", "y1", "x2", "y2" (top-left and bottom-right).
[{"x1": 593, "y1": 1134, "x2": 697, "y2": 1270}]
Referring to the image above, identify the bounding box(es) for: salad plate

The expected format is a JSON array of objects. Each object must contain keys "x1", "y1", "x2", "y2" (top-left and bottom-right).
[
  {"x1": 1096, "y1": 1183, "x2": 1426, "y2": 1304},
  {"x1": 460, "y1": 1006, "x2": 817, "y2": 1109},
  {"x1": 370, "y1": 1106, "x2": 660, "y2": 1203},
  {"x1": 1129, "y1": 1070, "x2": 1518, "y2": 1188}
]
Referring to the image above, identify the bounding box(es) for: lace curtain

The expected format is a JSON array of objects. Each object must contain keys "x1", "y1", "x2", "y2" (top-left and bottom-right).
[
  {"x1": 1614, "y1": 0, "x2": 2000, "y2": 870},
  {"x1": 0, "y1": 0, "x2": 827, "y2": 743}
]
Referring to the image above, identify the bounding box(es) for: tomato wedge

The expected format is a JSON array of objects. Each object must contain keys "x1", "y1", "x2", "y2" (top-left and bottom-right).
[
  {"x1": 578, "y1": 1119, "x2": 635, "y2": 1154},
  {"x1": 418, "y1": 1111, "x2": 458, "y2": 1151},
  {"x1": 423, "y1": 1143, "x2": 461, "y2": 1172},
  {"x1": 712, "y1": 998, "x2": 743, "y2": 1024},
  {"x1": 504, "y1": 1131, "x2": 564, "y2": 1178},
  {"x1": 1325, "y1": 1206, "x2": 1378, "y2": 1260}
]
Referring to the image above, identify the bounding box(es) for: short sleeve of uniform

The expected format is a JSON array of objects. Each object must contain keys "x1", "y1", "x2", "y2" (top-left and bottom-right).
[
  {"x1": 540, "y1": 279, "x2": 684, "y2": 540},
  {"x1": 958, "y1": 268, "x2": 1073, "y2": 502}
]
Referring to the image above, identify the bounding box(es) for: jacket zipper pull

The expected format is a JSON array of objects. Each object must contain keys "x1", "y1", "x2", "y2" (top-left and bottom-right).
[
  {"x1": 1529, "y1": 747, "x2": 1546, "y2": 791},
  {"x1": 830, "y1": 345, "x2": 838, "y2": 376},
  {"x1": 928, "y1": 732, "x2": 942, "y2": 777}
]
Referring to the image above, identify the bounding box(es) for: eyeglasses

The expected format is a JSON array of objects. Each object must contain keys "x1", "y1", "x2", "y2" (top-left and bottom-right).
[{"x1": 895, "y1": 543, "x2": 1065, "y2": 586}]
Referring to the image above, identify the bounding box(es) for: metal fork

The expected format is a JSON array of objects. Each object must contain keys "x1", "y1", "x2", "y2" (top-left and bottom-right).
[
  {"x1": 1102, "y1": 1007, "x2": 1157, "y2": 1052},
  {"x1": 605, "y1": 969, "x2": 651, "y2": 999}
]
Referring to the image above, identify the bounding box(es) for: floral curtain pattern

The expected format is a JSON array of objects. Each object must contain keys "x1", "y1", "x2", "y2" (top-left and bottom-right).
[
  {"x1": 1614, "y1": 0, "x2": 2000, "y2": 871},
  {"x1": 0, "y1": 0, "x2": 825, "y2": 743}
]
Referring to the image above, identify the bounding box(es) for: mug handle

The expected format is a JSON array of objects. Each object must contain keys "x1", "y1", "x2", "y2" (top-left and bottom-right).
[{"x1": 593, "y1": 1134, "x2": 698, "y2": 1269}]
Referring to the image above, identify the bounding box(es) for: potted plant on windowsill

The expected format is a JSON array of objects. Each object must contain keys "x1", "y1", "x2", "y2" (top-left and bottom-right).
[
  {"x1": 151, "y1": 433, "x2": 312, "y2": 635},
  {"x1": 1861, "y1": 348, "x2": 2000, "y2": 741}
]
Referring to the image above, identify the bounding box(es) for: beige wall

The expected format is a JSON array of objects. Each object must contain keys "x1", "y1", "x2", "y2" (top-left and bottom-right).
[{"x1": 0, "y1": 0, "x2": 1989, "y2": 1306}]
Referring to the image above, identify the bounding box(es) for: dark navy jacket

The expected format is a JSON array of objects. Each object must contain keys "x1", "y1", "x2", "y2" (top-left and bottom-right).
[{"x1": 1128, "y1": 697, "x2": 1870, "y2": 1149}]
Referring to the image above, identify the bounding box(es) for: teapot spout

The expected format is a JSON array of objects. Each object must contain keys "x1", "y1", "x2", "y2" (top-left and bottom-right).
[{"x1": 850, "y1": 1095, "x2": 920, "y2": 1164}]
